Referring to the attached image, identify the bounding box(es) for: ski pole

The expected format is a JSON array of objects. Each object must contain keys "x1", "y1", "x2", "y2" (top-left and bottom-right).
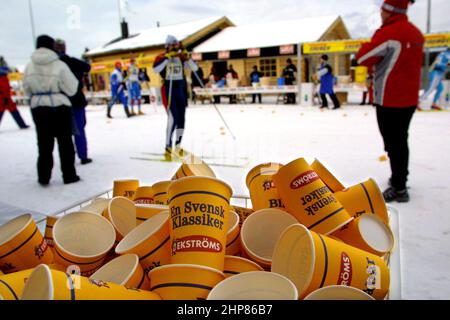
[
  {"x1": 189, "y1": 64, "x2": 237, "y2": 140},
  {"x1": 167, "y1": 59, "x2": 174, "y2": 115}
]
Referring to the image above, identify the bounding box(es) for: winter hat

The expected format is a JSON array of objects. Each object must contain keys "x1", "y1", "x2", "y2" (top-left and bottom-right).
[
  {"x1": 165, "y1": 35, "x2": 179, "y2": 48},
  {"x1": 36, "y1": 35, "x2": 55, "y2": 50},
  {"x1": 381, "y1": 0, "x2": 414, "y2": 14},
  {"x1": 115, "y1": 61, "x2": 122, "y2": 69},
  {"x1": 54, "y1": 39, "x2": 66, "y2": 54}
]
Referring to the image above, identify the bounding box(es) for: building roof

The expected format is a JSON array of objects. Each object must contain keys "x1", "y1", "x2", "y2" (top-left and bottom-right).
[
  {"x1": 194, "y1": 15, "x2": 345, "y2": 53},
  {"x1": 85, "y1": 16, "x2": 233, "y2": 57}
]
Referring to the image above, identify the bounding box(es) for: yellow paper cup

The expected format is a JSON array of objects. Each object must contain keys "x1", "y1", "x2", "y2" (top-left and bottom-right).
[
  {"x1": 152, "y1": 181, "x2": 172, "y2": 205},
  {"x1": 304, "y1": 285, "x2": 375, "y2": 300},
  {"x1": 90, "y1": 254, "x2": 150, "y2": 290},
  {"x1": 246, "y1": 163, "x2": 285, "y2": 211},
  {"x1": 53, "y1": 212, "x2": 116, "y2": 276},
  {"x1": 226, "y1": 211, "x2": 241, "y2": 256},
  {"x1": 208, "y1": 271, "x2": 298, "y2": 300},
  {"x1": 331, "y1": 214, "x2": 395, "y2": 257},
  {"x1": 172, "y1": 156, "x2": 216, "y2": 180},
  {"x1": 136, "y1": 204, "x2": 169, "y2": 225},
  {"x1": 310, "y1": 159, "x2": 345, "y2": 192},
  {"x1": 133, "y1": 187, "x2": 155, "y2": 205},
  {"x1": 0, "y1": 214, "x2": 54, "y2": 274},
  {"x1": 240, "y1": 209, "x2": 298, "y2": 269},
  {"x1": 21, "y1": 264, "x2": 161, "y2": 300},
  {"x1": 80, "y1": 198, "x2": 110, "y2": 215},
  {"x1": 107, "y1": 197, "x2": 136, "y2": 242},
  {"x1": 168, "y1": 176, "x2": 233, "y2": 271},
  {"x1": 0, "y1": 269, "x2": 32, "y2": 300},
  {"x1": 113, "y1": 179, "x2": 140, "y2": 199},
  {"x1": 231, "y1": 206, "x2": 254, "y2": 228},
  {"x1": 223, "y1": 256, "x2": 264, "y2": 278},
  {"x1": 273, "y1": 158, "x2": 353, "y2": 235},
  {"x1": 0, "y1": 265, "x2": 66, "y2": 300},
  {"x1": 115, "y1": 212, "x2": 171, "y2": 275},
  {"x1": 271, "y1": 224, "x2": 390, "y2": 300},
  {"x1": 149, "y1": 264, "x2": 225, "y2": 300},
  {"x1": 335, "y1": 179, "x2": 389, "y2": 224},
  {"x1": 44, "y1": 216, "x2": 59, "y2": 250}
]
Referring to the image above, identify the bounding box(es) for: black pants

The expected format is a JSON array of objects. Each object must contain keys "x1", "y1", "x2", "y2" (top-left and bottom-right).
[
  {"x1": 252, "y1": 94, "x2": 262, "y2": 104},
  {"x1": 320, "y1": 93, "x2": 340, "y2": 109},
  {"x1": 376, "y1": 105, "x2": 416, "y2": 190},
  {"x1": 31, "y1": 106, "x2": 77, "y2": 183}
]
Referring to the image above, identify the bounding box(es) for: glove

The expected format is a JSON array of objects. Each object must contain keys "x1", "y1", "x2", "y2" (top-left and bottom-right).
[
  {"x1": 181, "y1": 49, "x2": 191, "y2": 61},
  {"x1": 165, "y1": 51, "x2": 179, "y2": 59}
]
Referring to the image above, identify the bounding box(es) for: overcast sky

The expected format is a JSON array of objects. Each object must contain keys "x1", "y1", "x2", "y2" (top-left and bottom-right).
[{"x1": 1, "y1": 0, "x2": 449, "y2": 69}]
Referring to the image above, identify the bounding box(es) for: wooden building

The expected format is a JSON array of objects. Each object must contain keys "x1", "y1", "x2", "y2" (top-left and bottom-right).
[
  {"x1": 192, "y1": 15, "x2": 352, "y2": 86},
  {"x1": 83, "y1": 16, "x2": 234, "y2": 91}
]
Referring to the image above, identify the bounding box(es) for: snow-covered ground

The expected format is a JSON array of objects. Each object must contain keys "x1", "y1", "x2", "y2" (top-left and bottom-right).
[{"x1": 1, "y1": 97, "x2": 449, "y2": 300}]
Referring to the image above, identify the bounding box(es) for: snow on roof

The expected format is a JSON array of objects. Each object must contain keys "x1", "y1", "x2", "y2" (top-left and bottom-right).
[
  {"x1": 86, "y1": 16, "x2": 228, "y2": 56},
  {"x1": 194, "y1": 15, "x2": 340, "y2": 53}
]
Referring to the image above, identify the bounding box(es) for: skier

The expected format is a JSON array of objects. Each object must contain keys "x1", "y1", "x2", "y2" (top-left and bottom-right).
[
  {"x1": 107, "y1": 61, "x2": 132, "y2": 119},
  {"x1": 356, "y1": 0, "x2": 424, "y2": 203},
  {"x1": 420, "y1": 47, "x2": 450, "y2": 110},
  {"x1": 153, "y1": 35, "x2": 198, "y2": 160},
  {"x1": 0, "y1": 56, "x2": 29, "y2": 129},
  {"x1": 127, "y1": 58, "x2": 144, "y2": 115},
  {"x1": 316, "y1": 54, "x2": 340, "y2": 110}
]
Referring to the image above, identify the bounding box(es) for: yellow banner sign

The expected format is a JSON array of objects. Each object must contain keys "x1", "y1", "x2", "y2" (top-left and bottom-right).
[
  {"x1": 303, "y1": 33, "x2": 449, "y2": 54},
  {"x1": 425, "y1": 33, "x2": 450, "y2": 48},
  {"x1": 303, "y1": 40, "x2": 370, "y2": 54},
  {"x1": 90, "y1": 57, "x2": 155, "y2": 74}
]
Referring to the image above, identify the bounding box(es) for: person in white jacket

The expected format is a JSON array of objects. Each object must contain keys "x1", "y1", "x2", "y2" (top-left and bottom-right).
[{"x1": 23, "y1": 35, "x2": 81, "y2": 186}]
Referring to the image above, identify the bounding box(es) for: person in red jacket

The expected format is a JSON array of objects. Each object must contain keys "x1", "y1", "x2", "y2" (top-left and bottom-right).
[
  {"x1": 0, "y1": 56, "x2": 29, "y2": 130},
  {"x1": 356, "y1": 0, "x2": 424, "y2": 203}
]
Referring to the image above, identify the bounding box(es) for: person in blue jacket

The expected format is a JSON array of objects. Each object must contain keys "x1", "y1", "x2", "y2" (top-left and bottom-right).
[
  {"x1": 250, "y1": 65, "x2": 263, "y2": 104},
  {"x1": 127, "y1": 58, "x2": 144, "y2": 115},
  {"x1": 54, "y1": 39, "x2": 93, "y2": 165},
  {"x1": 107, "y1": 61, "x2": 131, "y2": 118},
  {"x1": 316, "y1": 54, "x2": 340, "y2": 110},
  {"x1": 420, "y1": 47, "x2": 450, "y2": 110}
]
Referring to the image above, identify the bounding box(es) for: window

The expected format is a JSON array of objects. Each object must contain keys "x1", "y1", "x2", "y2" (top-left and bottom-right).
[{"x1": 260, "y1": 58, "x2": 277, "y2": 77}]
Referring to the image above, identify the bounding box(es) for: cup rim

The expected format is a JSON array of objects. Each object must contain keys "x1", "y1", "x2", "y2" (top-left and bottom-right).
[
  {"x1": 115, "y1": 211, "x2": 169, "y2": 254},
  {"x1": 224, "y1": 255, "x2": 264, "y2": 271},
  {"x1": 148, "y1": 263, "x2": 225, "y2": 278},
  {"x1": 207, "y1": 271, "x2": 299, "y2": 300},
  {"x1": 240, "y1": 208, "x2": 298, "y2": 264},
  {"x1": 303, "y1": 285, "x2": 376, "y2": 300},
  {"x1": 21, "y1": 264, "x2": 54, "y2": 300},
  {"x1": 181, "y1": 159, "x2": 216, "y2": 178},
  {"x1": 357, "y1": 214, "x2": 395, "y2": 254},
  {"x1": 168, "y1": 176, "x2": 233, "y2": 200},
  {"x1": 152, "y1": 180, "x2": 172, "y2": 189},
  {"x1": 90, "y1": 254, "x2": 140, "y2": 286},
  {"x1": 53, "y1": 211, "x2": 116, "y2": 259},
  {"x1": 114, "y1": 179, "x2": 139, "y2": 183},
  {"x1": 107, "y1": 196, "x2": 136, "y2": 237},
  {"x1": 227, "y1": 211, "x2": 240, "y2": 236},
  {"x1": 245, "y1": 162, "x2": 284, "y2": 188},
  {"x1": 271, "y1": 223, "x2": 316, "y2": 297},
  {"x1": 0, "y1": 214, "x2": 33, "y2": 248}
]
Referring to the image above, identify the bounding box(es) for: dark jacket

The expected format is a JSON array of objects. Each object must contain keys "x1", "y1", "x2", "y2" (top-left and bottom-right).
[{"x1": 60, "y1": 54, "x2": 91, "y2": 108}]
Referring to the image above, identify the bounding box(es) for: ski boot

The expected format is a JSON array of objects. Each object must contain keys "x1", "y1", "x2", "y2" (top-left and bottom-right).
[
  {"x1": 164, "y1": 147, "x2": 173, "y2": 161},
  {"x1": 383, "y1": 187, "x2": 410, "y2": 203}
]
